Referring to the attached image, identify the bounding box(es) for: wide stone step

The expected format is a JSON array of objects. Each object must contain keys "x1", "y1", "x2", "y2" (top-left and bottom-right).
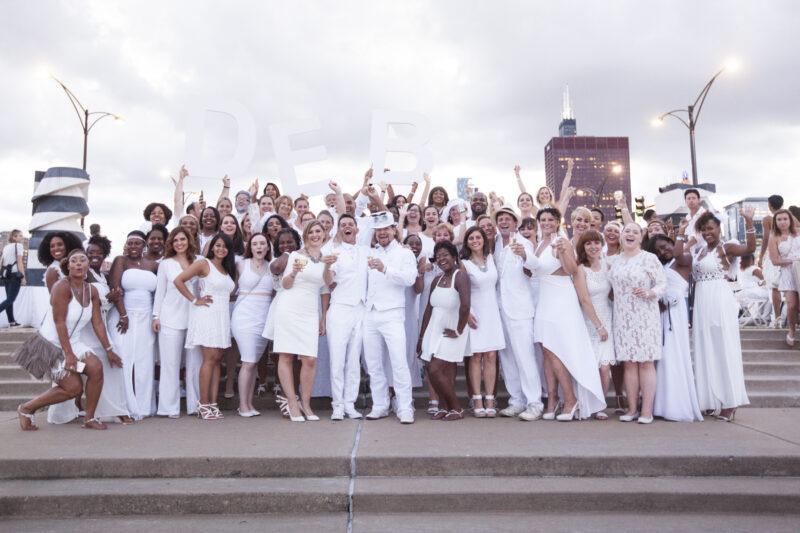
[
  {"x1": 741, "y1": 349, "x2": 799, "y2": 363},
  {"x1": 747, "y1": 393, "x2": 800, "y2": 407},
  {"x1": 352, "y1": 476, "x2": 800, "y2": 514},
  {"x1": 0, "y1": 365, "x2": 33, "y2": 379},
  {"x1": 0, "y1": 477, "x2": 349, "y2": 518},
  {"x1": 0, "y1": 329, "x2": 36, "y2": 342},
  {"x1": 745, "y1": 376, "x2": 800, "y2": 393},
  {"x1": 742, "y1": 339, "x2": 798, "y2": 350},
  {"x1": 739, "y1": 328, "x2": 797, "y2": 341},
  {"x1": 743, "y1": 361, "x2": 800, "y2": 376},
  {"x1": 0, "y1": 380, "x2": 51, "y2": 395}
]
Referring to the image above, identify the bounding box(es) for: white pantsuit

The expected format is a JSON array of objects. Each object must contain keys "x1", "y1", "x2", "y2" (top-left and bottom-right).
[
  {"x1": 495, "y1": 237, "x2": 543, "y2": 410},
  {"x1": 363, "y1": 240, "x2": 418, "y2": 416},
  {"x1": 157, "y1": 326, "x2": 203, "y2": 416},
  {"x1": 327, "y1": 302, "x2": 365, "y2": 409},
  {"x1": 153, "y1": 258, "x2": 201, "y2": 416}
]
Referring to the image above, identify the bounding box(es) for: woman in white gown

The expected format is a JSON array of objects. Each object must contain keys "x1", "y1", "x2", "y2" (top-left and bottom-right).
[
  {"x1": 648, "y1": 234, "x2": 704, "y2": 422},
  {"x1": 18, "y1": 249, "x2": 121, "y2": 431},
  {"x1": 152, "y1": 228, "x2": 203, "y2": 418},
  {"x1": 460, "y1": 226, "x2": 505, "y2": 418},
  {"x1": 402, "y1": 233, "x2": 425, "y2": 389},
  {"x1": 675, "y1": 208, "x2": 756, "y2": 421},
  {"x1": 607, "y1": 223, "x2": 667, "y2": 425},
  {"x1": 175, "y1": 234, "x2": 237, "y2": 420},
  {"x1": 108, "y1": 231, "x2": 159, "y2": 421},
  {"x1": 573, "y1": 230, "x2": 615, "y2": 420},
  {"x1": 272, "y1": 221, "x2": 335, "y2": 422},
  {"x1": 534, "y1": 207, "x2": 606, "y2": 421},
  {"x1": 232, "y1": 233, "x2": 273, "y2": 417}
]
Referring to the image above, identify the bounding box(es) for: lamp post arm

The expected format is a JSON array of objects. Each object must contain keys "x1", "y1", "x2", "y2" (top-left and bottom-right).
[
  {"x1": 51, "y1": 77, "x2": 87, "y2": 132},
  {"x1": 659, "y1": 110, "x2": 691, "y2": 129},
  {"x1": 86, "y1": 112, "x2": 121, "y2": 133},
  {"x1": 692, "y1": 67, "x2": 725, "y2": 125}
]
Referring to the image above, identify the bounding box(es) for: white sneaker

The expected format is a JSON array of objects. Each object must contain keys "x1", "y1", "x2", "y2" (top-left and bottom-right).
[
  {"x1": 398, "y1": 410, "x2": 415, "y2": 424},
  {"x1": 366, "y1": 408, "x2": 389, "y2": 420},
  {"x1": 518, "y1": 405, "x2": 543, "y2": 421},
  {"x1": 499, "y1": 405, "x2": 524, "y2": 417},
  {"x1": 344, "y1": 406, "x2": 363, "y2": 419},
  {"x1": 331, "y1": 407, "x2": 345, "y2": 421}
]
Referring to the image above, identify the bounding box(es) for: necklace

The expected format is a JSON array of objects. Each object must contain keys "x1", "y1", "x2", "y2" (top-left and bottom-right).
[
  {"x1": 306, "y1": 252, "x2": 321, "y2": 264},
  {"x1": 471, "y1": 257, "x2": 488, "y2": 272}
]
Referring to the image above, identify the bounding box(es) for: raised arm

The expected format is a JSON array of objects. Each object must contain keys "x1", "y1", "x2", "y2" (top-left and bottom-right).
[
  {"x1": 758, "y1": 215, "x2": 773, "y2": 267},
  {"x1": 723, "y1": 206, "x2": 757, "y2": 258},
  {"x1": 615, "y1": 192, "x2": 635, "y2": 226},
  {"x1": 514, "y1": 165, "x2": 527, "y2": 194},
  {"x1": 406, "y1": 181, "x2": 419, "y2": 204},
  {"x1": 217, "y1": 175, "x2": 231, "y2": 205},
  {"x1": 556, "y1": 159, "x2": 575, "y2": 214},
  {"x1": 173, "y1": 165, "x2": 188, "y2": 218},
  {"x1": 330, "y1": 181, "x2": 346, "y2": 217},
  {"x1": 417, "y1": 173, "x2": 431, "y2": 208}
]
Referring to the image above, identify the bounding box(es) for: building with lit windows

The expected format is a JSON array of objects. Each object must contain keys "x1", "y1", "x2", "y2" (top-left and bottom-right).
[
  {"x1": 724, "y1": 197, "x2": 770, "y2": 244},
  {"x1": 544, "y1": 88, "x2": 632, "y2": 230}
]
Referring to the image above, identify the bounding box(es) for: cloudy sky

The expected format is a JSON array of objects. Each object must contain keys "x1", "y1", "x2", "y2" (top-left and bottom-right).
[{"x1": 1, "y1": 0, "x2": 798, "y2": 251}]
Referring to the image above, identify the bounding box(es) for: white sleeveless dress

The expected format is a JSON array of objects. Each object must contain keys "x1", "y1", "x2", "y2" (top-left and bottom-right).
[
  {"x1": 231, "y1": 259, "x2": 273, "y2": 363},
  {"x1": 653, "y1": 263, "x2": 703, "y2": 422},
  {"x1": 777, "y1": 235, "x2": 800, "y2": 291},
  {"x1": 108, "y1": 268, "x2": 157, "y2": 420},
  {"x1": 185, "y1": 258, "x2": 234, "y2": 349},
  {"x1": 271, "y1": 251, "x2": 327, "y2": 357},
  {"x1": 463, "y1": 256, "x2": 505, "y2": 353},
  {"x1": 533, "y1": 242, "x2": 606, "y2": 418},
  {"x1": 692, "y1": 244, "x2": 750, "y2": 411},
  {"x1": 582, "y1": 262, "x2": 615, "y2": 367},
  {"x1": 420, "y1": 271, "x2": 470, "y2": 363}
]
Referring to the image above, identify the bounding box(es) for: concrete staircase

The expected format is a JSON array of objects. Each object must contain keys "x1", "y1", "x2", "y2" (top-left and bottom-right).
[{"x1": 2, "y1": 327, "x2": 798, "y2": 411}]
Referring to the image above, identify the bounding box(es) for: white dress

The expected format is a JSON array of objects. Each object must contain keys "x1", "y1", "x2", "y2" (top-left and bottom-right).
[
  {"x1": 262, "y1": 256, "x2": 287, "y2": 341},
  {"x1": 41, "y1": 288, "x2": 93, "y2": 425},
  {"x1": 420, "y1": 271, "x2": 470, "y2": 363},
  {"x1": 533, "y1": 242, "x2": 606, "y2": 418},
  {"x1": 463, "y1": 256, "x2": 505, "y2": 353},
  {"x1": 403, "y1": 278, "x2": 423, "y2": 387},
  {"x1": 272, "y1": 251, "x2": 327, "y2": 357},
  {"x1": 653, "y1": 263, "x2": 703, "y2": 422},
  {"x1": 581, "y1": 262, "x2": 615, "y2": 367},
  {"x1": 777, "y1": 235, "x2": 800, "y2": 291},
  {"x1": 607, "y1": 251, "x2": 667, "y2": 362},
  {"x1": 231, "y1": 259, "x2": 273, "y2": 364},
  {"x1": 692, "y1": 244, "x2": 750, "y2": 411},
  {"x1": 108, "y1": 268, "x2": 157, "y2": 420},
  {"x1": 185, "y1": 259, "x2": 234, "y2": 349}
]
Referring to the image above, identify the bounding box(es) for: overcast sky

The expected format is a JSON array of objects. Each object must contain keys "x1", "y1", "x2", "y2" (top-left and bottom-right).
[{"x1": 2, "y1": 0, "x2": 798, "y2": 252}]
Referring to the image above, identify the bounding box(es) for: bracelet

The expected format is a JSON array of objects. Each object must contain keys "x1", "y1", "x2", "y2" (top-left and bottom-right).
[
  {"x1": 676, "y1": 236, "x2": 686, "y2": 241},
  {"x1": 745, "y1": 229, "x2": 756, "y2": 234},
  {"x1": 120, "y1": 314, "x2": 128, "y2": 319},
  {"x1": 152, "y1": 314, "x2": 159, "y2": 319},
  {"x1": 595, "y1": 324, "x2": 604, "y2": 331},
  {"x1": 191, "y1": 298, "x2": 198, "y2": 305},
  {"x1": 104, "y1": 345, "x2": 113, "y2": 352}
]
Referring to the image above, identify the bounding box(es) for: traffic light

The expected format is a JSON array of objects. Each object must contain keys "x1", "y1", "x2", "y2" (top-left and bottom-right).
[
  {"x1": 614, "y1": 206, "x2": 623, "y2": 222},
  {"x1": 635, "y1": 196, "x2": 645, "y2": 218}
]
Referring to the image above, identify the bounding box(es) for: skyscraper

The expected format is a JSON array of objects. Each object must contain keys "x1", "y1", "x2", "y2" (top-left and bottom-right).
[{"x1": 544, "y1": 89, "x2": 631, "y2": 229}]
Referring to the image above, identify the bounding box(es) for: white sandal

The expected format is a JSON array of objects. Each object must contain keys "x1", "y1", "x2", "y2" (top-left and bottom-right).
[
  {"x1": 426, "y1": 400, "x2": 440, "y2": 415},
  {"x1": 484, "y1": 395, "x2": 497, "y2": 418},
  {"x1": 472, "y1": 395, "x2": 487, "y2": 418}
]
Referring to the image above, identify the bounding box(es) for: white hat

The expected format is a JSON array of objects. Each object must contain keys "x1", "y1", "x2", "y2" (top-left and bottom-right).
[
  {"x1": 441, "y1": 198, "x2": 471, "y2": 223},
  {"x1": 371, "y1": 211, "x2": 396, "y2": 229}
]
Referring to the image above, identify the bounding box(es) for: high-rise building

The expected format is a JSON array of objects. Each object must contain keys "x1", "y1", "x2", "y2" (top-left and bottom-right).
[
  {"x1": 544, "y1": 136, "x2": 632, "y2": 230},
  {"x1": 558, "y1": 86, "x2": 577, "y2": 137}
]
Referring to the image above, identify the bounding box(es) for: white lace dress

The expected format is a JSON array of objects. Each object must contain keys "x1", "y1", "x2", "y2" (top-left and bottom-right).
[
  {"x1": 692, "y1": 244, "x2": 749, "y2": 411},
  {"x1": 581, "y1": 262, "x2": 615, "y2": 367},
  {"x1": 606, "y1": 251, "x2": 667, "y2": 362}
]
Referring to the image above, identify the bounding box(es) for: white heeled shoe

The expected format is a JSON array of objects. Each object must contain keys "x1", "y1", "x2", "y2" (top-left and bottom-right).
[
  {"x1": 542, "y1": 400, "x2": 563, "y2": 421},
  {"x1": 299, "y1": 405, "x2": 319, "y2": 421},
  {"x1": 619, "y1": 411, "x2": 640, "y2": 422},
  {"x1": 556, "y1": 402, "x2": 580, "y2": 421}
]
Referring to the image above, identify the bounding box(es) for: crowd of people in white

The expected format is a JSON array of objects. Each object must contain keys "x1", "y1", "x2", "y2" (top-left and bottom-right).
[{"x1": 11, "y1": 162, "x2": 799, "y2": 432}]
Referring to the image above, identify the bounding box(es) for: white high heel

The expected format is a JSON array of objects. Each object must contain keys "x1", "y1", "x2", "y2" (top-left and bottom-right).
[
  {"x1": 543, "y1": 400, "x2": 563, "y2": 421},
  {"x1": 299, "y1": 405, "x2": 319, "y2": 421},
  {"x1": 556, "y1": 402, "x2": 580, "y2": 421},
  {"x1": 472, "y1": 395, "x2": 486, "y2": 418}
]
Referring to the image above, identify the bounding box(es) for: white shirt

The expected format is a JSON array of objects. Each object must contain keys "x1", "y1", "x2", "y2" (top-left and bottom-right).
[
  {"x1": 365, "y1": 240, "x2": 417, "y2": 311},
  {"x1": 494, "y1": 235, "x2": 538, "y2": 320},
  {"x1": 685, "y1": 206, "x2": 707, "y2": 248},
  {"x1": 2, "y1": 243, "x2": 22, "y2": 273},
  {"x1": 153, "y1": 257, "x2": 198, "y2": 330},
  {"x1": 323, "y1": 240, "x2": 368, "y2": 307}
]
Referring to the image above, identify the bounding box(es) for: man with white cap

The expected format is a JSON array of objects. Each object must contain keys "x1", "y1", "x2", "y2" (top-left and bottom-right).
[
  {"x1": 363, "y1": 211, "x2": 418, "y2": 424},
  {"x1": 323, "y1": 213, "x2": 369, "y2": 420},
  {"x1": 493, "y1": 204, "x2": 544, "y2": 421}
]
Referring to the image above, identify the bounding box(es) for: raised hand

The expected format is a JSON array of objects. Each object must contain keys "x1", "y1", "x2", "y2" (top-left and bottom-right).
[
  {"x1": 248, "y1": 180, "x2": 258, "y2": 198},
  {"x1": 423, "y1": 172, "x2": 431, "y2": 184},
  {"x1": 567, "y1": 158, "x2": 574, "y2": 172},
  {"x1": 514, "y1": 165, "x2": 521, "y2": 177},
  {"x1": 328, "y1": 181, "x2": 342, "y2": 194},
  {"x1": 398, "y1": 204, "x2": 409, "y2": 218},
  {"x1": 678, "y1": 218, "x2": 689, "y2": 234},
  {"x1": 742, "y1": 205, "x2": 755, "y2": 221},
  {"x1": 179, "y1": 165, "x2": 188, "y2": 180},
  {"x1": 222, "y1": 175, "x2": 230, "y2": 188}
]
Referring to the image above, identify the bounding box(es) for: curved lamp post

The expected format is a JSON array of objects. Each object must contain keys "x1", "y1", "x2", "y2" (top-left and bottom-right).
[
  {"x1": 653, "y1": 60, "x2": 739, "y2": 186},
  {"x1": 49, "y1": 75, "x2": 123, "y2": 171}
]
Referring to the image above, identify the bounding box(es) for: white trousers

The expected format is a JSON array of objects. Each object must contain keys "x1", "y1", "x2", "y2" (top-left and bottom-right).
[
  {"x1": 499, "y1": 311, "x2": 543, "y2": 410},
  {"x1": 326, "y1": 302, "x2": 365, "y2": 409},
  {"x1": 110, "y1": 307, "x2": 156, "y2": 420},
  {"x1": 156, "y1": 326, "x2": 203, "y2": 416},
  {"x1": 363, "y1": 307, "x2": 413, "y2": 414}
]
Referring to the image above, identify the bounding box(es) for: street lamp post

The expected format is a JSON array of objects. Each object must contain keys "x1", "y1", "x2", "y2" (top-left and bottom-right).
[
  {"x1": 653, "y1": 61, "x2": 738, "y2": 186},
  {"x1": 49, "y1": 75, "x2": 123, "y2": 171}
]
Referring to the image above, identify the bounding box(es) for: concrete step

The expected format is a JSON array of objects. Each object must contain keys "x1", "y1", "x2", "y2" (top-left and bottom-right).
[
  {"x1": 352, "y1": 476, "x2": 800, "y2": 514},
  {"x1": 0, "y1": 329, "x2": 36, "y2": 342},
  {"x1": 743, "y1": 361, "x2": 800, "y2": 376},
  {"x1": 0, "y1": 477, "x2": 349, "y2": 518},
  {"x1": 0, "y1": 379, "x2": 51, "y2": 395},
  {"x1": 745, "y1": 376, "x2": 800, "y2": 394},
  {"x1": 747, "y1": 393, "x2": 800, "y2": 407},
  {"x1": 742, "y1": 339, "x2": 798, "y2": 351},
  {"x1": 0, "y1": 364, "x2": 34, "y2": 379},
  {"x1": 740, "y1": 328, "x2": 798, "y2": 341},
  {"x1": 741, "y1": 350, "x2": 799, "y2": 363},
  {"x1": 2, "y1": 476, "x2": 799, "y2": 518}
]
